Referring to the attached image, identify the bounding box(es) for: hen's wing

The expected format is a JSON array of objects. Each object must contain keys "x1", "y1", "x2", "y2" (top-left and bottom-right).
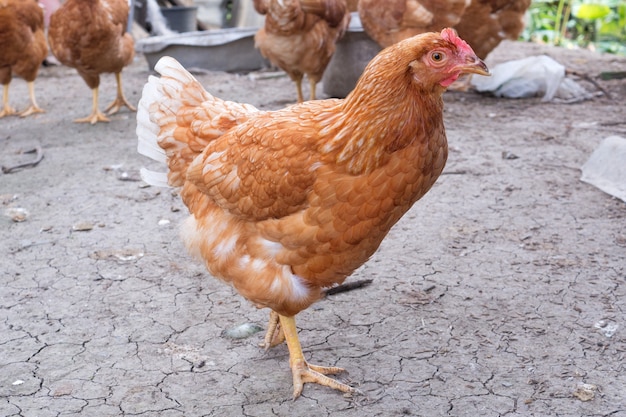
[
  {"x1": 185, "y1": 101, "x2": 343, "y2": 221},
  {"x1": 140, "y1": 59, "x2": 337, "y2": 221}
]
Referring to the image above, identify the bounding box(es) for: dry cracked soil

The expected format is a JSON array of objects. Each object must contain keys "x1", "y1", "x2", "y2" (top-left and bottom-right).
[{"x1": 1, "y1": 40, "x2": 625, "y2": 417}]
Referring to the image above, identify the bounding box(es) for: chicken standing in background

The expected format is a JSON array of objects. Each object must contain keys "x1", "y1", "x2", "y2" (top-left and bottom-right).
[
  {"x1": 358, "y1": 0, "x2": 469, "y2": 48},
  {"x1": 47, "y1": 0, "x2": 135, "y2": 124},
  {"x1": 358, "y1": 0, "x2": 531, "y2": 59},
  {"x1": 452, "y1": 0, "x2": 531, "y2": 60},
  {"x1": 137, "y1": 29, "x2": 489, "y2": 398},
  {"x1": 253, "y1": 0, "x2": 350, "y2": 102},
  {"x1": 0, "y1": 0, "x2": 48, "y2": 118}
]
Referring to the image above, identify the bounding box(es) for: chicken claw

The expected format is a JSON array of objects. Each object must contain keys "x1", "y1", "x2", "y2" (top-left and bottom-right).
[
  {"x1": 18, "y1": 82, "x2": 44, "y2": 117},
  {"x1": 19, "y1": 106, "x2": 44, "y2": 117},
  {"x1": 75, "y1": 109, "x2": 110, "y2": 124},
  {"x1": 75, "y1": 87, "x2": 109, "y2": 124},
  {"x1": 290, "y1": 358, "x2": 354, "y2": 399},
  {"x1": 105, "y1": 96, "x2": 136, "y2": 115},
  {"x1": 1, "y1": 86, "x2": 17, "y2": 117},
  {"x1": 279, "y1": 314, "x2": 357, "y2": 398},
  {"x1": 0, "y1": 106, "x2": 17, "y2": 118},
  {"x1": 105, "y1": 72, "x2": 136, "y2": 115}
]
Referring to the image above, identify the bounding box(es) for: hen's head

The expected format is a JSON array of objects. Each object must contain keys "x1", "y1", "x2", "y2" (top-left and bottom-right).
[{"x1": 361, "y1": 28, "x2": 490, "y2": 93}]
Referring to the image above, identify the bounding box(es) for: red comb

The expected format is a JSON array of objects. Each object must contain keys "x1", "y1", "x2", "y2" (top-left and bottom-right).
[{"x1": 441, "y1": 28, "x2": 474, "y2": 55}]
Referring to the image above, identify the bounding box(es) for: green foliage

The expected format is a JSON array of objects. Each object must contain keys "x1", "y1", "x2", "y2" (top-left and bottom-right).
[{"x1": 522, "y1": 0, "x2": 626, "y2": 55}]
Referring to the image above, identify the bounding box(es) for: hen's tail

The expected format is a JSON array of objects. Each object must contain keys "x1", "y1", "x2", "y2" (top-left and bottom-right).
[{"x1": 136, "y1": 56, "x2": 258, "y2": 187}]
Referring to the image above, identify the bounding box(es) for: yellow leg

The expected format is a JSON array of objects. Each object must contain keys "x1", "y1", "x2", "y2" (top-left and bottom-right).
[
  {"x1": 0, "y1": 83, "x2": 17, "y2": 118},
  {"x1": 105, "y1": 72, "x2": 136, "y2": 115},
  {"x1": 309, "y1": 78, "x2": 317, "y2": 101},
  {"x1": 260, "y1": 310, "x2": 285, "y2": 349},
  {"x1": 19, "y1": 81, "x2": 45, "y2": 117},
  {"x1": 75, "y1": 88, "x2": 109, "y2": 124},
  {"x1": 279, "y1": 314, "x2": 356, "y2": 398},
  {"x1": 295, "y1": 78, "x2": 304, "y2": 103}
]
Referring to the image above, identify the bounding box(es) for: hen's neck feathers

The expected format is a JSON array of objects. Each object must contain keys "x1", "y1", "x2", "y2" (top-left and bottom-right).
[{"x1": 319, "y1": 42, "x2": 445, "y2": 174}]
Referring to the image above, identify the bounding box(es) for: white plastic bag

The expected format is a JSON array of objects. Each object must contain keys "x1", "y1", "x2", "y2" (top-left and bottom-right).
[
  {"x1": 581, "y1": 136, "x2": 626, "y2": 203},
  {"x1": 471, "y1": 55, "x2": 590, "y2": 102}
]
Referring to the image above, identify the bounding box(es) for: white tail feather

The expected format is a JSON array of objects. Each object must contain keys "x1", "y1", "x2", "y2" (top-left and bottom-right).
[
  {"x1": 136, "y1": 57, "x2": 199, "y2": 187},
  {"x1": 136, "y1": 56, "x2": 258, "y2": 188},
  {"x1": 140, "y1": 168, "x2": 170, "y2": 188}
]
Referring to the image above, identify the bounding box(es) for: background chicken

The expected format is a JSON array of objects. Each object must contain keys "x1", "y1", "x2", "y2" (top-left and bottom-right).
[
  {"x1": 453, "y1": 0, "x2": 532, "y2": 60},
  {"x1": 0, "y1": 0, "x2": 47, "y2": 118},
  {"x1": 358, "y1": 0, "x2": 531, "y2": 59},
  {"x1": 253, "y1": 0, "x2": 350, "y2": 102},
  {"x1": 47, "y1": 0, "x2": 135, "y2": 124},
  {"x1": 137, "y1": 29, "x2": 488, "y2": 397}
]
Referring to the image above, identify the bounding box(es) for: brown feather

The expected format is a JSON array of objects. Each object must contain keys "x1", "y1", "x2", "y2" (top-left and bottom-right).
[{"x1": 359, "y1": 0, "x2": 531, "y2": 58}]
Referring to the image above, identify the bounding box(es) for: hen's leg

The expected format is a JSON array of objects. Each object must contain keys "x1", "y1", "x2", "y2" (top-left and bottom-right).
[
  {"x1": 309, "y1": 78, "x2": 317, "y2": 101},
  {"x1": 279, "y1": 314, "x2": 356, "y2": 398},
  {"x1": 105, "y1": 72, "x2": 137, "y2": 115},
  {"x1": 19, "y1": 82, "x2": 45, "y2": 117},
  {"x1": 75, "y1": 87, "x2": 110, "y2": 124},
  {"x1": 260, "y1": 310, "x2": 285, "y2": 349},
  {"x1": 0, "y1": 83, "x2": 17, "y2": 118},
  {"x1": 294, "y1": 78, "x2": 304, "y2": 103}
]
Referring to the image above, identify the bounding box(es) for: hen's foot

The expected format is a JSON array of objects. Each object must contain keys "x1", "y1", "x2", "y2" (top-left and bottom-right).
[
  {"x1": 290, "y1": 358, "x2": 356, "y2": 398},
  {"x1": 279, "y1": 314, "x2": 358, "y2": 398},
  {"x1": 19, "y1": 105, "x2": 45, "y2": 117},
  {"x1": 75, "y1": 110, "x2": 110, "y2": 124},
  {"x1": 260, "y1": 310, "x2": 285, "y2": 349},
  {"x1": 105, "y1": 95, "x2": 137, "y2": 115},
  {"x1": 0, "y1": 105, "x2": 17, "y2": 118},
  {"x1": 106, "y1": 72, "x2": 136, "y2": 115}
]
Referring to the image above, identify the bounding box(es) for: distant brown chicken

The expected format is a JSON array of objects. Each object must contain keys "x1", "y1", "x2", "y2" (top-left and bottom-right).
[
  {"x1": 253, "y1": 0, "x2": 351, "y2": 102},
  {"x1": 452, "y1": 0, "x2": 531, "y2": 60},
  {"x1": 47, "y1": 0, "x2": 135, "y2": 124},
  {"x1": 0, "y1": 0, "x2": 48, "y2": 118},
  {"x1": 358, "y1": 0, "x2": 531, "y2": 59}
]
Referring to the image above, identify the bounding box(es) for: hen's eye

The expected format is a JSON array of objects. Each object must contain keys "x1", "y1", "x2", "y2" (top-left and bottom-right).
[{"x1": 431, "y1": 52, "x2": 445, "y2": 62}]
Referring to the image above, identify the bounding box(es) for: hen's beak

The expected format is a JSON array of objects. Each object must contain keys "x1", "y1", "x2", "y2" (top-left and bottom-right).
[{"x1": 461, "y1": 55, "x2": 490, "y2": 76}]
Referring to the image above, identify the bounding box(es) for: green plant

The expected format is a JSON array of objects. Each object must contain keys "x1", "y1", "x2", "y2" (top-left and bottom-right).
[{"x1": 522, "y1": 0, "x2": 626, "y2": 55}]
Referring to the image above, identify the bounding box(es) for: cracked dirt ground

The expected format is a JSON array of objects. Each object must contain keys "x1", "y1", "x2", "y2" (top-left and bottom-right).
[{"x1": 1, "y1": 40, "x2": 625, "y2": 417}]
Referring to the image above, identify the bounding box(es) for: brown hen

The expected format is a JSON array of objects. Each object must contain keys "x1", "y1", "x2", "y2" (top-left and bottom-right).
[
  {"x1": 253, "y1": 0, "x2": 351, "y2": 102},
  {"x1": 47, "y1": 0, "x2": 135, "y2": 124},
  {"x1": 359, "y1": 0, "x2": 531, "y2": 59},
  {"x1": 0, "y1": 0, "x2": 47, "y2": 118},
  {"x1": 453, "y1": 0, "x2": 532, "y2": 60},
  {"x1": 137, "y1": 29, "x2": 489, "y2": 398}
]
